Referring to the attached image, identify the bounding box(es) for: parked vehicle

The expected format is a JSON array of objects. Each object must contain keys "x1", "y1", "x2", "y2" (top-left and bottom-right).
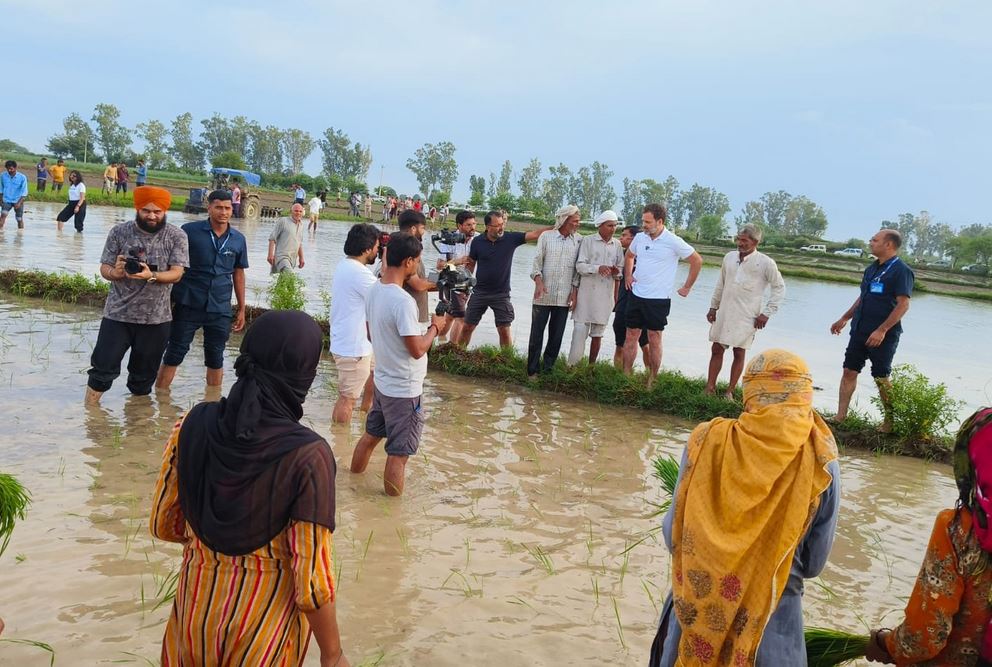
[
  {"x1": 799, "y1": 244, "x2": 827, "y2": 253},
  {"x1": 962, "y1": 263, "x2": 989, "y2": 275},
  {"x1": 928, "y1": 259, "x2": 952, "y2": 269},
  {"x1": 833, "y1": 248, "x2": 864, "y2": 257}
]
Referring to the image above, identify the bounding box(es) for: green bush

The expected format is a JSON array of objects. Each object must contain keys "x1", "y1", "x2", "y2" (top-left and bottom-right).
[
  {"x1": 267, "y1": 271, "x2": 306, "y2": 310},
  {"x1": 872, "y1": 363, "x2": 961, "y2": 440}
]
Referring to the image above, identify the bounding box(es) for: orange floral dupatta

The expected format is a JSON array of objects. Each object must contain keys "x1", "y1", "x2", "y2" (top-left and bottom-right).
[{"x1": 670, "y1": 350, "x2": 838, "y2": 666}]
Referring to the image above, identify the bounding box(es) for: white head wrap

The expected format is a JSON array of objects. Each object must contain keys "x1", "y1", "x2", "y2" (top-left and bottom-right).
[
  {"x1": 554, "y1": 204, "x2": 580, "y2": 230},
  {"x1": 593, "y1": 210, "x2": 619, "y2": 227}
]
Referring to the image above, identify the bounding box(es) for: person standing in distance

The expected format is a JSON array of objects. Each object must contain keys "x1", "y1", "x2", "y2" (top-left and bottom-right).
[
  {"x1": 459, "y1": 211, "x2": 554, "y2": 348},
  {"x1": 50, "y1": 158, "x2": 67, "y2": 192},
  {"x1": 622, "y1": 203, "x2": 703, "y2": 388},
  {"x1": 156, "y1": 190, "x2": 248, "y2": 390},
  {"x1": 35, "y1": 158, "x2": 48, "y2": 192},
  {"x1": 705, "y1": 223, "x2": 786, "y2": 398},
  {"x1": 268, "y1": 203, "x2": 306, "y2": 273},
  {"x1": 55, "y1": 170, "x2": 87, "y2": 232},
  {"x1": 85, "y1": 187, "x2": 189, "y2": 403},
  {"x1": 135, "y1": 159, "x2": 147, "y2": 188},
  {"x1": 830, "y1": 229, "x2": 913, "y2": 431},
  {"x1": 350, "y1": 232, "x2": 444, "y2": 496},
  {"x1": 308, "y1": 192, "x2": 323, "y2": 233},
  {"x1": 527, "y1": 204, "x2": 581, "y2": 377},
  {"x1": 330, "y1": 223, "x2": 380, "y2": 423},
  {"x1": 0, "y1": 161, "x2": 28, "y2": 229}
]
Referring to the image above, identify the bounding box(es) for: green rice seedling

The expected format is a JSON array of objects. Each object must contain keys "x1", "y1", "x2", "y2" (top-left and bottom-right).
[
  {"x1": 356, "y1": 648, "x2": 388, "y2": 667},
  {"x1": 395, "y1": 527, "x2": 410, "y2": 555},
  {"x1": 804, "y1": 627, "x2": 869, "y2": 666},
  {"x1": 507, "y1": 595, "x2": 538, "y2": 613},
  {"x1": 152, "y1": 564, "x2": 181, "y2": 611},
  {"x1": 653, "y1": 454, "x2": 680, "y2": 497},
  {"x1": 0, "y1": 473, "x2": 31, "y2": 557},
  {"x1": 267, "y1": 271, "x2": 306, "y2": 311},
  {"x1": 14, "y1": 553, "x2": 25, "y2": 563},
  {"x1": 464, "y1": 537, "x2": 472, "y2": 568},
  {"x1": 618, "y1": 548, "x2": 630, "y2": 588},
  {"x1": 441, "y1": 568, "x2": 482, "y2": 598},
  {"x1": 0, "y1": 639, "x2": 55, "y2": 665},
  {"x1": 591, "y1": 576, "x2": 600, "y2": 606},
  {"x1": 523, "y1": 543, "x2": 555, "y2": 575},
  {"x1": 361, "y1": 531, "x2": 375, "y2": 561},
  {"x1": 612, "y1": 596, "x2": 627, "y2": 650},
  {"x1": 641, "y1": 578, "x2": 659, "y2": 613},
  {"x1": 119, "y1": 651, "x2": 157, "y2": 666}
]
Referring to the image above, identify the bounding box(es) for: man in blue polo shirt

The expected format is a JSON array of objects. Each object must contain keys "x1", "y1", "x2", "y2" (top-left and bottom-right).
[
  {"x1": 830, "y1": 228, "x2": 913, "y2": 431},
  {"x1": 156, "y1": 189, "x2": 248, "y2": 389},
  {"x1": 459, "y1": 210, "x2": 553, "y2": 348},
  {"x1": 0, "y1": 160, "x2": 28, "y2": 229}
]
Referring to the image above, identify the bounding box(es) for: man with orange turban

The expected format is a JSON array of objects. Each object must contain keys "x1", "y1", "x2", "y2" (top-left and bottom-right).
[{"x1": 85, "y1": 186, "x2": 189, "y2": 404}]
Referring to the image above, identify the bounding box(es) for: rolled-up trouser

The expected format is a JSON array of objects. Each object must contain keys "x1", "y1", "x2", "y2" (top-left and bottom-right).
[
  {"x1": 87, "y1": 318, "x2": 171, "y2": 394},
  {"x1": 161, "y1": 304, "x2": 232, "y2": 369},
  {"x1": 567, "y1": 320, "x2": 607, "y2": 365}
]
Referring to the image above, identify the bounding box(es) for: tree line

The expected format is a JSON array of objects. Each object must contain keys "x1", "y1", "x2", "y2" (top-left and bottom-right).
[{"x1": 44, "y1": 104, "x2": 372, "y2": 193}]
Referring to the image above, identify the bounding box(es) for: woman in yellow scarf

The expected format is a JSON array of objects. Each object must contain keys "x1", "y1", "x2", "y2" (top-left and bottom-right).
[{"x1": 651, "y1": 349, "x2": 840, "y2": 666}]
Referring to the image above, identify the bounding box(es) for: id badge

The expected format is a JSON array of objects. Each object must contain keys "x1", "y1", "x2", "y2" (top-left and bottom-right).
[{"x1": 869, "y1": 281, "x2": 884, "y2": 294}]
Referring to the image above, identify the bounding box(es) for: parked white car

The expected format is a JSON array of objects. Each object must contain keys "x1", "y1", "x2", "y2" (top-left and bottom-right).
[
  {"x1": 799, "y1": 244, "x2": 827, "y2": 253},
  {"x1": 833, "y1": 248, "x2": 864, "y2": 257}
]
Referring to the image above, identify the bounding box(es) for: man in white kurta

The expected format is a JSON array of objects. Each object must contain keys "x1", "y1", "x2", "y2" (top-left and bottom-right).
[
  {"x1": 568, "y1": 210, "x2": 624, "y2": 365},
  {"x1": 705, "y1": 224, "x2": 786, "y2": 397}
]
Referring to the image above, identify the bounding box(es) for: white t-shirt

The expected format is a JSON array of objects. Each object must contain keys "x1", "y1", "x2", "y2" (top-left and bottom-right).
[
  {"x1": 629, "y1": 228, "x2": 695, "y2": 299},
  {"x1": 329, "y1": 258, "x2": 377, "y2": 357},
  {"x1": 308, "y1": 197, "x2": 323, "y2": 215},
  {"x1": 366, "y1": 281, "x2": 427, "y2": 398},
  {"x1": 68, "y1": 182, "x2": 86, "y2": 202}
]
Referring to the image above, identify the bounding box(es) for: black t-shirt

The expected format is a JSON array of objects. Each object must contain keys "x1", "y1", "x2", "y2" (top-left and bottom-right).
[
  {"x1": 852, "y1": 257, "x2": 914, "y2": 335},
  {"x1": 469, "y1": 231, "x2": 527, "y2": 295}
]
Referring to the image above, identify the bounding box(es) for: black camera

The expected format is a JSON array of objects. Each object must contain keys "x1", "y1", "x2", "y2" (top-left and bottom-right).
[
  {"x1": 434, "y1": 264, "x2": 476, "y2": 316},
  {"x1": 430, "y1": 229, "x2": 466, "y2": 257},
  {"x1": 124, "y1": 247, "x2": 157, "y2": 274}
]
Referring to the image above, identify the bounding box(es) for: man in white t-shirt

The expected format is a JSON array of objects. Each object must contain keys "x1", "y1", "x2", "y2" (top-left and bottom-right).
[
  {"x1": 622, "y1": 202, "x2": 703, "y2": 387},
  {"x1": 330, "y1": 223, "x2": 381, "y2": 423},
  {"x1": 307, "y1": 194, "x2": 323, "y2": 232},
  {"x1": 434, "y1": 210, "x2": 477, "y2": 343},
  {"x1": 350, "y1": 232, "x2": 444, "y2": 496}
]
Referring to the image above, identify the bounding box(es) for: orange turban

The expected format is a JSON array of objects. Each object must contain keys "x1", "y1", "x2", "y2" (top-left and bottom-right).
[{"x1": 133, "y1": 186, "x2": 172, "y2": 211}]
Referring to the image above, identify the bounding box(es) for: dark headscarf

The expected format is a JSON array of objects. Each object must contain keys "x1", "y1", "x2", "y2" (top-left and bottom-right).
[{"x1": 177, "y1": 310, "x2": 335, "y2": 556}]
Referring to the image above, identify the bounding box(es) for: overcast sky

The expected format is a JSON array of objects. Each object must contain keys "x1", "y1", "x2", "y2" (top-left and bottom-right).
[{"x1": 13, "y1": 1, "x2": 991, "y2": 239}]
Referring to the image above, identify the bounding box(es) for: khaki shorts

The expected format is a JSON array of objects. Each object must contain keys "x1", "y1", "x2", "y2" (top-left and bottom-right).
[{"x1": 333, "y1": 354, "x2": 373, "y2": 399}]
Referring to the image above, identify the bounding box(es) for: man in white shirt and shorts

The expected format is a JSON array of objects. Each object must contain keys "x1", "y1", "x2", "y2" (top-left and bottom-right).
[
  {"x1": 622, "y1": 203, "x2": 703, "y2": 388},
  {"x1": 329, "y1": 223, "x2": 380, "y2": 423}
]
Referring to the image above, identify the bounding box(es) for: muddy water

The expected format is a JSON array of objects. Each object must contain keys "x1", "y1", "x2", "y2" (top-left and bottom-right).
[
  {"x1": 3, "y1": 202, "x2": 991, "y2": 419},
  {"x1": 0, "y1": 300, "x2": 961, "y2": 666}
]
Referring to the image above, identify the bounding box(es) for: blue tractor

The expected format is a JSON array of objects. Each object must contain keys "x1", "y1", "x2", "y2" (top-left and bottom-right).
[{"x1": 184, "y1": 168, "x2": 264, "y2": 222}]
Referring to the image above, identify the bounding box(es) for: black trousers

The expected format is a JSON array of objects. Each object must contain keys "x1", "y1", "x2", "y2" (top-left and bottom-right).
[
  {"x1": 87, "y1": 318, "x2": 171, "y2": 394},
  {"x1": 527, "y1": 305, "x2": 569, "y2": 376},
  {"x1": 56, "y1": 201, "x2": 86, "y2": 231}
]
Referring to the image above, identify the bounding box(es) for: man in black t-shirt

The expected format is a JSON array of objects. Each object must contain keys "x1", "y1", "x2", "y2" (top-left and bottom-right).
[
  {"x1": 829, "y1": 229, "x2": 914, "y2": 431},
  {"x1": 459, "y1": 210, "x2": 552, "y2": 348}
]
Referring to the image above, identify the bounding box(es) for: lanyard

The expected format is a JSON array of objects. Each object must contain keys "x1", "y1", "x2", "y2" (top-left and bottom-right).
[
  {"x1": 210, "y1": 228, "x2": 231, "y2": 255},
  {"x1": 871, "y1": 257, "x2": 899, "y2": 282}
]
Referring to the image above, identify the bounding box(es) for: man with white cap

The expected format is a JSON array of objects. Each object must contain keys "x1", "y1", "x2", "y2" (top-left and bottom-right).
[
  {"x1": 527, "y1": 204, "x2": 581, "y2": 377},
  {"x1": 568, "y1": 210, "x2": 624, "y2": 365}
]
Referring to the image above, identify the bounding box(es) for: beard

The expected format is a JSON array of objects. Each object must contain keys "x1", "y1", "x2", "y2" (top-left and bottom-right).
[{"x1": 135, "y1": 212, "x2": 166, "y2": 234}]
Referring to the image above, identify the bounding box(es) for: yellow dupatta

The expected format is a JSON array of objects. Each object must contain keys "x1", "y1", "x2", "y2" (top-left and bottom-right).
[{"x1": 670, "y1": 349, "x2": 838, "y2": 665}]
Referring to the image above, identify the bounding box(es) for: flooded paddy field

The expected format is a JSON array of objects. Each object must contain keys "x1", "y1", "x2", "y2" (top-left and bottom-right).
[{"x1": 0, "y1": 299, "x2": 962, "y2": 666}]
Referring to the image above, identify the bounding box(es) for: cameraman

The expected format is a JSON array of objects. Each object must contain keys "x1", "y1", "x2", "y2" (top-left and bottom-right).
[
  {"x1": 434, "y1": 210, "x2": 476, "y2": 342},
  {"x1": 85, "y1": 187, "x2": 189, "y2": 404},
  {"x1": 330, "y1": 223, "x2": 380, "y2": 423},
  {"x1": 350, "y1": 232, "x2": 444, "y2": 496},
  {"x1": 396, "y1": 210, "x2": 436, "y2": 325},
  {"x1": 155, "y1": 190, "x2": 248, "y2": 390}
]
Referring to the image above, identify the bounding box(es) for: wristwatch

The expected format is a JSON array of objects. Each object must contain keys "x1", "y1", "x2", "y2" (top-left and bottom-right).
[{"x1": 147, "y1": 272, "x2": 158, "y2": 283}]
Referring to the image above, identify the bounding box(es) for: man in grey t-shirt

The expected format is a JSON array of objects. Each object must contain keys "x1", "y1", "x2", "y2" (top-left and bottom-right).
[
  {"x1": 85, "y1": 186, "x2": 189, "y2": 404},
  {"x1": 350, "y1": 232, "x2": 443, "y2": 496},
  {"x1": 267, "y1": 203, "x2": 306, "y2": 273}
]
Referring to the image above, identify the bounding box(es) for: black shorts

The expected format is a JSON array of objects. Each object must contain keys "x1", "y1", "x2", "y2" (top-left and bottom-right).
[
  {"x1": 464, "y1": 292, "x2": 514, "y2": 327},
  {"x1": 624, "y1": 295, "x2": 671, "y2": 332},
  {"x1": 844, "y1": 330, "x2": 901, "y2": 378}
]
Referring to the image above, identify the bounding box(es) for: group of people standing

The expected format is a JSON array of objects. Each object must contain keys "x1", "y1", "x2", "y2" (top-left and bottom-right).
[{"x1": 102, "y1": 159, "x2": 147, "y2": 194}]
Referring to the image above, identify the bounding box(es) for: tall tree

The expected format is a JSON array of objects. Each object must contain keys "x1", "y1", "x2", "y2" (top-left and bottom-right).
[
  {"x1": 91, "y1": 103, "x2": 132, "y2": 163},
  {"x1": 487, "y1": 172, "x2": 497, "y2": 199},
  {"x1": 882, "y1": 213, "x2": 917, "y2": 253},
  {"x1": 345, "y1": 142, "x2": 373, "y2": 182},
  {"x1": 497, "y1": 160, "x2": 513, "y2": 195},
  {"x1": 248, "y1": 124, "x2": 284, "y2": 173},
  {"x1": 318, "y1": 127, "x2": 351, "y2": 179},
  {"x1": 661, "y1": 176, "x2": 683, "y2": 227},
  {"x1": 405, "y1": 141, "x2": 458, "y2": 198},
  {"x1": 468, "y1": 174, "x2": 487, "y2": 206},
  {"x1": 586, "y1": 161, "x2": 615, "y2": 216},
  {"x1": 760, "y1": 190, "x2": 792, "y2": 231},
  {"x1": 517, "y1": 158, "x2": 542, "y2": 201},
  {"x1": 621, "y1": 177, "x2": 643, "y2": 224},
  {"x1": 170, "y1": 112, "x2": 204, "y2": 171},
  {"x1": 681, "y1": 183, "x2": 730, "y2": 233},
  {"x1": 134, "y1": 119, "x2": 172, "y2": 170},
  {"x1": 734, "y1": 200, "x2": 766, "y2": 229},
  {"x1": 282, "y1": 129, "x2": 315, "y2": 175},
  {"x1": 783, "y1": 195, "x2": 827, "y2": 238},
  {"x1": 46, "y1": 113, "x2": 97, "y2": 161},
  {"x1": 541, "y1": 163, "x2": 572, "y2": 213}
]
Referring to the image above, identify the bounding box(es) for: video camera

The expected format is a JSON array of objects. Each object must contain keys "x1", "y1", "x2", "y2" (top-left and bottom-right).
[
  {"x1": 430, "y1": 229, "x2": 466, "y2": 258},
  {"x1": 433, "y1": 263, "x2": 476, "y2": 316}
]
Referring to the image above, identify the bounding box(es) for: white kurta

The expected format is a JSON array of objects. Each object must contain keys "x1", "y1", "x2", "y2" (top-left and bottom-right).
[
  {"x1": 572, "y1": 234, "x2": 624, "y2": 325},
  {"x1": 708, "y1": 250, "x2": 785, "y2": 349}
]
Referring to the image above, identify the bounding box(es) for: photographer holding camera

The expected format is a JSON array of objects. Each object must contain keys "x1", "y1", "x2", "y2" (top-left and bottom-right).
[
  {"x1": 85, "y1": 187, "x2": 189, "y2": 404},
  {"x1": 350, "y1": 232, "x2": 444, "y2": 496},
  {"x1": 433, "y1": 210, "x2": 476, "y2": 342}
]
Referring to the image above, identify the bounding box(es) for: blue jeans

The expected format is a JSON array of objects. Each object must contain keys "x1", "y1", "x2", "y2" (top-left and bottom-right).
[{"x1": 161, "y1": 304, "x2": 232, "y2": 369}]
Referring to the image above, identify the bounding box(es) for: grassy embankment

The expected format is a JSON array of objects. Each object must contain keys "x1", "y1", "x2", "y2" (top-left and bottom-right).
[{"x1": 0, "y1": 268, "x2": 952, "y2": 461}]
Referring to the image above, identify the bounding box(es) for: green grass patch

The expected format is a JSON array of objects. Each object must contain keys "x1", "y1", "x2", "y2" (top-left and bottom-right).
[{"x1": 0, "y1": 269, "x2": 109, "y2": 306}]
